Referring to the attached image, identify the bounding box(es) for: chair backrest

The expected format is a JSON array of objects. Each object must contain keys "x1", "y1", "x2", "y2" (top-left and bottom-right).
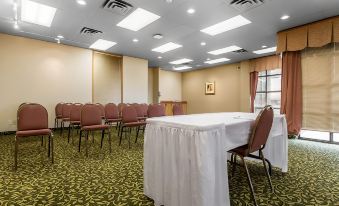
[
  {"x1": 135, "y1": 104, "x2": 145, "y2": 118},
  {"x1": 173, "y1": 104, "x2": 184, "y2": 115},
  {"x1": 70, "y1": 103, "x2": 83, "y2": 122},
  {"x1": 248, "y1": 105, "x2": 274, "y2": 153},
  {"x1": 62, "y1": 103, "x2": 73, "y2": 118},
  {"x1": 105, "y1": 103, "x2": 119, "y2": 119},
  {"x1": 96, "y1": 103, "x2": 105, "y2": 118},
  {"x1": 118, "y1": 103, "x2": 126, "y2": 114},
  {"x1": 142, "y1": 104, "x2": 149, "y2": 117},
  {"x1": 147, "y1": 104, "x2": 166, "y2": 118},
  {"x1": 17, "y1": 103, "x2": 49, "y2": 131},
  {"x1": 122, "y1": 106, "x2": 138, "y2": 123},
  {"x1": 81, "y1": 104, "x2": 102, "y2": 127},
  {"x1": 55, "y1": 102, "x2": 64, "y2": 117}
]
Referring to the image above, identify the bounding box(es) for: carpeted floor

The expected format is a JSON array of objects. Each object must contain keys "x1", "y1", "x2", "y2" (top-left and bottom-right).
[{"x1": 0, "y1": 129, "x2": 338, "y2": 206}]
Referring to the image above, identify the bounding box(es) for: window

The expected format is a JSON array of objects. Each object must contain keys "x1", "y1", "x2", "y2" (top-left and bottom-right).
[
  {"x1": 254, "y1": 68, "x2": 281, "y2": 114},
  {"x1": 300, "y1": 130, "x2": 330, "y2": 141}
]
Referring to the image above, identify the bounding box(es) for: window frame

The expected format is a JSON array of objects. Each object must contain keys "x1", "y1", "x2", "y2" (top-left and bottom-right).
[{"x1": 255, "y1": 70, "x2": 282, "y2": 112}]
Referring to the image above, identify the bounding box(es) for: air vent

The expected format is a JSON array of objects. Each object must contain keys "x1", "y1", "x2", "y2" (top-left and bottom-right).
[
  {"x1": 233, "y1": 49, "x2": 248, "y2": 53},
  {"x1": 80, "y1": 27, "x2": 103, "y2": 35},
  {"x1": 226, "y1": 0, "x2": 266, "y2": 12},
  {"x1": 103, "y1": 0, "x2": 133, "y2": 16}
]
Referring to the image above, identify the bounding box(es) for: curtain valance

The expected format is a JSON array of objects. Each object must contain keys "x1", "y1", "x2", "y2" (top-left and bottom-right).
[
  {"x1": 249, "y1": 55, "x2": 282, "y2": 72},
  {"x1": 277, "y1": 16, "x2": 339, "y2": 53}
]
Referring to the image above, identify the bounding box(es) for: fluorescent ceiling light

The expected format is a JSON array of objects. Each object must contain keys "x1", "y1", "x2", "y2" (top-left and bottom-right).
[
  {"x1": 117, "y1": 8, "x2": 160, "y2": 31},
  {"x1": 174, "y1": 66, "x2": 192, "y2": 71},
  {"x1": 204, "y1": 58, "x2": 230, "y2": 64},
  {"x1": 152, "y1": 42, "x2": 182, "y2": 53},
  {"x1": 208, "y1": 45, "x2": 242, "y2": 55},
  {"x1": 89, "y1": 39, "x2": 117, "y2": 51},
  {"x1": 170, "y1": 58, "x2": 193, "y2": 65},
  {"x1": 76, "y1": 0, "x2": 87, "y2": 5},
  {"x1": 253, "y1": 46, "x2": 277, "y2": 54},
  {"x1": 280, "y1": 15, "x2": 290, "y2": 20},
  {"x1": 200, "y1": 15, "x2": 251, "y2": 36},
  {"x1": 21, "y1": 0, "x2": 57, "y2": 27}
]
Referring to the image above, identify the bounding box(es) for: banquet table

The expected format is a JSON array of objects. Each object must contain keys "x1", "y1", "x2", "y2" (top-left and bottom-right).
[{"x1": 144, "y1": 112, "x2": 288, "y2": 206}]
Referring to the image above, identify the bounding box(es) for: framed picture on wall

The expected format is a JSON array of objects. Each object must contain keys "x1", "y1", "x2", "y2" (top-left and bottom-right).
[{"x1": 205, "y1": 82, "x2": 215, "y2": 95}]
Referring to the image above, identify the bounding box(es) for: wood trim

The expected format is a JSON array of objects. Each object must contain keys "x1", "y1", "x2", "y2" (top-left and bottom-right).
[{"x1": 93, "y1": 51, "x2": 122, "y2": 58}]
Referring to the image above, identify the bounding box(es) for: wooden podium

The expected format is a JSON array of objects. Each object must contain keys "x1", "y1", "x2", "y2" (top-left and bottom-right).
[{"x1": 160, "y1": 101, "x2": 187, "y2": 116}]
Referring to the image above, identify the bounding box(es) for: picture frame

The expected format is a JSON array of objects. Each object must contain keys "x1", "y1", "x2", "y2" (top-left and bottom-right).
[{"x1": 205, "y1": 82, "x2": 215, "y2": 95}]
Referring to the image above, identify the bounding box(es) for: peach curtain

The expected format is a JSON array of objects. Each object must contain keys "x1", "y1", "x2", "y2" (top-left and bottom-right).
[
  {"x1": 250, "y1": 71, "x2": 258, "y2": 113},
  {"x1": 280, "y1": 51, "x2": 302, "y2": 135},
  {"x1": 277, "y1": 16, "x2": 339, "y2": 53},
  {"x1": 249, "y1": 55, "x2": 282, "y2": 72}
]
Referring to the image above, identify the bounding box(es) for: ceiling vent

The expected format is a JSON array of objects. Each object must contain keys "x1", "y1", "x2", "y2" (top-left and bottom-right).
[
  {"x1": 232, "y1": 49, "x2": 248, "y2": 53},
  {"x1": 103, "y1": 0, "x2": 134, "y2": 16},
  {"x1": 80, "y1": 27, "x2": 103, "y2": 35},
  {"x1": 226, "y1": 0, "x2": 266, "y2": 12}
]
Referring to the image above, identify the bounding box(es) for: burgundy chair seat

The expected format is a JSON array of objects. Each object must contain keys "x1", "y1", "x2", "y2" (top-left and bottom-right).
[
  {"x1": 62, "y1": 117, "x2": 70, "y2": 121},
  {"x1": 56, "y1": 115, "x2": 63, "y2": 119},
  {"x1": 81, "y1": 124, "x2": 109, "y2": 131},
  {"x1": 70, "y1": 120, "x2": 81, "y2": 124},
  {"x1": 229, "y1": 144, "x2": 249, "y2": 156},
  {"x1": 16, "y1": 129, "x2": 51, "y2": 137},
  {"x1": 106, "y1": 118, "x2": 121, "y2": 123},
  {"x1": 138, "y1": 117, "x2": 147, "y2": 121},
  {"x1": 124, "y1": 122, "x2": 146, "y2": 127}
]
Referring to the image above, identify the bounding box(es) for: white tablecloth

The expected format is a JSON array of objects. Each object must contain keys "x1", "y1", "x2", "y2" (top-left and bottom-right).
[{"x1": 144, "y1": 112, "x2": 288, "y2": 206}]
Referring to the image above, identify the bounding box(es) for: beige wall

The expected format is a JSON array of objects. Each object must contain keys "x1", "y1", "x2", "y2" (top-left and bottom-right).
[
  {"x1": 182, "y1": 63, "x2": 250, "y2": 114},
  {"x1": 159, "y1": 69, "x2": 182, "y2": 102},
  {"x1": 122, "y1": 56, "x2": 148, "y2": 103},
  {"x1": 0, "y1": 33, "x2": 92, "y2": 131},
  {"x1": 93, "y1": 52, "x2": 121, "y2": 104}
]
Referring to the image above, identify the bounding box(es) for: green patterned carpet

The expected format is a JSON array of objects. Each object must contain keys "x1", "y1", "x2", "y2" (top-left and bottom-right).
[{"x1": 0, "y1": 129, "x2": 338, "y2": 206}]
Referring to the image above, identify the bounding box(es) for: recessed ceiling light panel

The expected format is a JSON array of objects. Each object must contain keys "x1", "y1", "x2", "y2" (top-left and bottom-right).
[
  {"x1": 89, "y1": 39, "x2": 117, "y2": 51},
  {"x1": 204, "y1": 58, "x2": 230, "y2": 64},
  {"x1": 253, "y1": 46, "x2": 277, "y2": 54},
  {"x1": 21, "y1": 0, "x2": 57, "y2": 27},
  {"x1": 208, "y1": 45, "x2": 242, "y2": 55},
  {"x1": 117, "y1": 8, "x2": 160, "y2": 31},
  {"x1": 76, "y1": 0, "x2": 87, "y2": 5},
  {"x1": 200, "y1": 15, "x2": 251, "y2": 36},
  {"x1": 174, "y1": 66, "x2": 192, "y2": 71},
  {"x1": 170, "y1": 58, "x2": 193, "y2": 65},
  {"x1": 187, "y1": 8, "x2": 195, "y2": 14},
  {"x1": 280, "y1": 15, "x2": 290, "y2": 20},
  {"x1": 152, "y1": 42, "x2": 182, "y2": 53}
]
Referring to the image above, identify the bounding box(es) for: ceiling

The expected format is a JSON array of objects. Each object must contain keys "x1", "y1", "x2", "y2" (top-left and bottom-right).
[{"x1": 0, "y1": 0, "x2": 338, "y2": 71}]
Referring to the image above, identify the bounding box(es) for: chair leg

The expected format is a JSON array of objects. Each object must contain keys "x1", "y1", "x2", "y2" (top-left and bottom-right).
[
  {"x1": 14, "y1": 136, "x2": 18, "y2": 170},
  {"x1": 128, "y1": 128, "x2": 131, "y2": 149},
  {"x1": 241, "y1": 156, "x2": 258, "y2": 206},
  {"x1": 108, "y1": 129, "x2": 112, "y2": 153},
  {"x1": 47, "y1": 135, "x2": 50, "y2": 157},
  {"x1": 92, "y1": 131, "x2": 95, "y2": 143},
  {"x1": 79, "y1": 130, "x2": 82, "y2": 152},
  {"x1": 232, "y1": 153, "x2": 237, "y2": 177},
  {"x1": 68, "y1": 124, "x2": 71, "y2": 143},
  {"x1": 41, "y1": 136, "x2": 44, "y2": 146},
  {"x1": 135, "y1": 126, "x2": 140, "y2": 143},
  {"x1": 101, "y1": 130, "x2": 104, "y2": 148},
  {"x1": 51, "y1": 134, "x2": 54, "y2": 163},
  {"x1": 85, "y1": 131, "x2": 89, "y2": 157},
  {"x1": 61, "y1": 121, "x2": 63, "y2": 135},
  {"x1": 260, "y1": 150, "x2": 274, "y2": 192},
  {"x1": 119, "y1": 126, "x2": 124, "y2": 146}
]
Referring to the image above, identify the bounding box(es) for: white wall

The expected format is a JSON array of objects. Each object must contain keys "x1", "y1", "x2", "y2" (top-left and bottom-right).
[
  {"x1": 0, "y1": 33, "x2": 92, "y2": 131},
  {"x1": 159, "y1": 69, "x2": 182, "y2": 101},
  {"x1": 122, "y1": 56, "x2": 148, "y2": 103}
]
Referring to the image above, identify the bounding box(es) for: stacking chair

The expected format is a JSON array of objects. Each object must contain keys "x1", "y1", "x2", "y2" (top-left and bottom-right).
[
  {"x1": 79, "y1": 104, "x2": 111, "y2": 157},
  {"x1": 135, "y1": 104, "x2": 147, "y2": 121},
  {"x1": 104, "y1": 103, "x2": 121, "y2": 129},
  {"x1": 118, "y1": 103, "x2": 127, "y2": 117},
  {"x1": 96, "y1": 103, "x2": 105, "y2": 120},
  {"x1": 173, "y1": 104, "x2": 184, "y2": 115},
  {"x1": 228, "y1": 105, "x2": 274, "y2": 206},
  {"x1": 14, "y1": 103, "x2": 54, "y2": 170},
  {"x1": 54, "y1": 102, "x2": 64, "y2": 129},
  {"x1": 147, "y1": 104, "x2": 166, "y2": 118},
  {"x1": 119, "y1": 106, "x2": 147, "y2": 148},
  {"x1": 60, "y1": 103, "x2": 73, "y2": 135},
  {"x1": 67, "y1": 103, "x2": 83, "y2": 144},
  {"x1": 141, "y1": 104, "x2": 149, "y2": 117}
]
